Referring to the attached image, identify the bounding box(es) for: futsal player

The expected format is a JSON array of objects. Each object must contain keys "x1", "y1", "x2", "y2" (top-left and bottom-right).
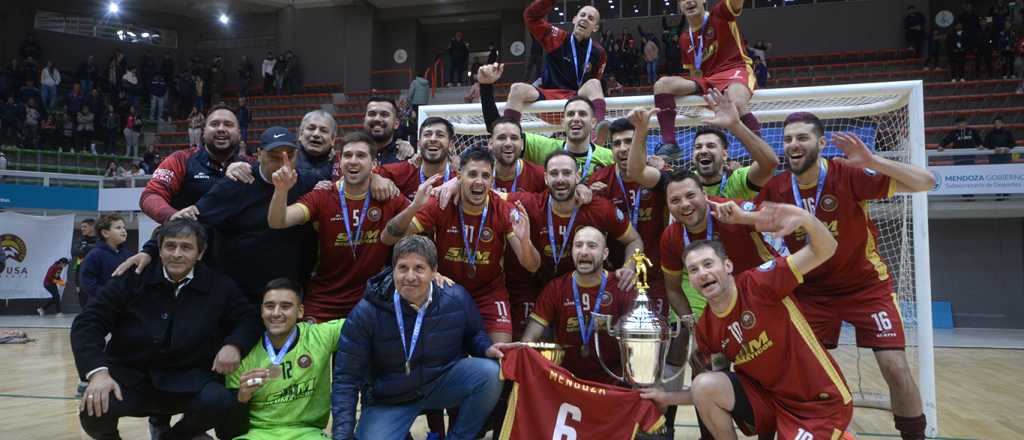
[{"x1": 374, "y1": 117, "x2": 458, "y2": 200}]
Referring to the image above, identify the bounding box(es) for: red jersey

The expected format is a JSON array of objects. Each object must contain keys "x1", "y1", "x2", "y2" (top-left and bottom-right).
[
  {"x1": 376, "y1": 161, "x2": 456, "y2": 200},
  {"x1": 588, "y1": 167, "x2": 669, "y2": 271},
  {"x1": 695, "y1": 256, "x2": 853, "y2": 417},
  {"x1": 678, "y1": 1, "x2": 752, "y2": 75},
  {"x1": 756, "y1": 159, "x2": 896, "y2": 296},
  {"x1": 492, "y1": 159, "x2": 546, "y2": 195},
  {"x1": 499, "y1": 346, "x2": 664, "y2": 440},
  {"x1": 509, "y1": 192, "x2": 633, "y2": 283},
  {"x1": 660, "y1": 197, "x2": 776, "y2": 277},
  {"x1": 296, "y1": 183, "x2": 410, "y2": 320},
  {"x1": 531, "y1": 271, "x2": 636, "y2": 384},
  {"x1": 412, "y1": 195, "x2": 515, "y2": 298},
  {"x1": 43, "y1": 262, "x2": 64, "y2": 286}
]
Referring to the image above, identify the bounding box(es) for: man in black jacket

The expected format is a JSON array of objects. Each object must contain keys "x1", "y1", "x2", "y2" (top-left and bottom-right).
[
  {"x1": 71, "y1": 218, "x2": 260, "y2": 440},
  {"x1": 938, "y1": 116, "x2": 984, "y2": 165},
  {"x1": 984, "y1": 116, "x2": 1016, "y2": 164}
]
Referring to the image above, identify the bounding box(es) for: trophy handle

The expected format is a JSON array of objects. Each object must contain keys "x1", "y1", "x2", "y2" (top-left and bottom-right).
[
  {"x1": 590, "y1": 312, "x2": 626, "y2": 384},
  {"x1": 660, "y1": 315, "x2": 696, "y2": 384}
]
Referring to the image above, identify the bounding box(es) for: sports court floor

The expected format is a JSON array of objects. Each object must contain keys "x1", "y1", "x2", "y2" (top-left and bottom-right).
[{"x1": 2, "y1": 315, "x2": 1021, "y2": 439}]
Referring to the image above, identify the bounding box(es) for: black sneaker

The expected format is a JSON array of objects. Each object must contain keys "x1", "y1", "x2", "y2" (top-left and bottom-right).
[{"x1": 654, "y1": 142, "x2": 682, "y2": 164}]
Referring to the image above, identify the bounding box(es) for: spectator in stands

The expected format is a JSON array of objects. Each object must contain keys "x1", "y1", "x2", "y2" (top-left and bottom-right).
[
  {"x1": 237, "y1": 97, "x2": 251, "y2": 144},
  {"x1": 121, "y1": 66, "x2": 141, "y2": 109},
  {"x1": 79, "y1": 214, "x2": 130, "y2": 307},
  {"x1": 123, "y1": 106, "x2": 140, "y2": 157},
  {"x1": 448, "y1": 32, "x2": 470, "y2": 86},
  {"x1": 605, "y1": 73, "x2": 624, "y2": 96},
  {"x1": 188, "y1": 107, "x2": 204, "y2": 148},
  {"x1": 142, "y1": 145, "x2": 159, "y2": 174},
  {"x1": 71, "y1": 218, "x2": 258, "y2": 440},
  {"x1": 19, "y1": 57, "x2": 39, "y2": 86},
  {"x1": 662, "y1": 16, "x2": 682, "y2": 74},
  {"x1": 59, "y1": 108, "x2": 74, "y2": 151},
  {"x1": 210, "y1": 63, "x2": 225, "y2": 106},
  {"x1": 39, "y1": 61, "x2": 60, "y2": 110},
  {"x1": 160, "y1": 51, "x2": 175, "y2": 81},
  {"x1": 18, "y1": 79, "x2": 41, "y2": 109},
  {"x1": 984, "y1": 116, "x2": 1016, "y2": 164},
  {"x1": 76, "y1": 106, "x2": 95, "y2": 152},
  {"x1": 2, "y1": 96, "x2": 24, "y2": 145},
  {"x1": 23, "y1": 98, "x2": 40, "y2": 148},
  {"x1": 990, "y1": 0, "x2": 1011, "y2": 32},
  {"x1": 904, "y1": 5, "x2": 926, "y2": 54},
  {"x1": 975, "y1": 19, "x2": 996, "y2": 79},
  {"x1": 284, "y1": 51, "x2": 299, "y2": 93},
  {"x1": 924, "y1": 28, "x2": 945, "y2": 70},
  {"x1": 150, "y1": 74, "x2": 168, "y2": 122},
  {"x1": 39, "y1": 113, "x2": 56, "y2": 150},
  {"x1": 85, "y1": 88, "x2": 104, "y2": 117},
  {"x1": 76, "y1": 56, "x2": 97, "y2": 96},
  {"x1": 103, "y1": 160, "x2": 120, "y2": 178},
  {"x1": 947, "y1": 23, "x2": 970, "y2": 82},
  {"x1": 66, "y1": 82, "x2": 84, "y2": 126},
  {"x1": 38, "y1": 257, "x2": 68, "y2": 317},
  {"x1": 108, "y1": 49, "x2": 126, "y2": 93},
  {"x1": 72, "y1": 218, "x2": 98, "y2": 301},
  {"x1": 128, "y1": 161, "x2": 145, "y2": 176},
  {"x1": 331, "y1": 235, "x2": 503, "y2": 440},
  {"x1": 408, "y1": 72, "x2": 430, "y2": 111},
  {"x1": 0, "y1": 151, "x2": 6, "y2": 171},
  {"x1": 193, "y1": 73, "x2": 206, "y2": 111},
  {"x1": 262, "y1": 51, "x2": 275, "y2": 95},
  {"x1": 643, "y1": 34, "x2": 660, "y2": 85},
  {"x1": 273, "y1": 54, "x2": 287, "y2": 95},
  {"x1": 487, "y1": 42, "x2": 499, "y2": 64},
  {"x1": 238, "y1": 56, "x2": 254, "y2": 98},
  {"x1": 754, "y1": 56, "x2": 769, "y2": 89},
  {"x1": 959, "y1": 3, "x2": 980, "y2": 41},
  {"x1": 939, "y1": 116, "x2": 985, "y2": 165},
  {"x1": 997, "y1": 22, "x2": 1017, "y2": 79},
  {"x1": 19, "y1": 33, "x2": 42, "y2": 61},
  {"x1": 100, "y1": 104, "x2": 119, "y2": 154}
]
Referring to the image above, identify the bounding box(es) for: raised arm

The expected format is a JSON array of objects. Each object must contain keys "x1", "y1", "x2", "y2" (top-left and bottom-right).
[
  {"x1": 506, "y1": 201, "x2": 541, "y2": 272},
  {"x1": 524, "y1": 0, "x2": 565, "y2": 52},
  {"x1": 833, "y1": 132, "x2": 935, "y2": 193},
  {"x1": 701, "y1": 89, "x2": 778, "y2": 187},
  {"x1": 267, "y1": 163, "x2": 308, "y2": 229},
  {"x1": 477, "y1": 63, "x2": 503, "y2": 133},
  {"x1": 381, "y1": 174, "x2": 441, "y2": 245},
  {"x1": 625, "y1": 107, "x2": 665, "y2": 188}
]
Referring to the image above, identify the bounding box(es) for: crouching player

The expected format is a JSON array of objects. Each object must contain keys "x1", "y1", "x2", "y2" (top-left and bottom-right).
[
  {"x1": 228, "y1": 278, "x2": 344, "y2": 440},
  {"x1": 641, "y1": 202, "x2": 854, "y2": 440}
]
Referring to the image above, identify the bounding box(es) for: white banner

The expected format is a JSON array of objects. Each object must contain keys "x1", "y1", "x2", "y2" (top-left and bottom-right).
[
  {"x1": 139, "y1": 214, "x2": 160, "y2": 246},
  {"x1": 0, "y1": 212, "x2": 76, "y2": 299},
  {"x1": 98, "y1": 187, "x2": 145, "y2": 212},
  {"x1": 929, "y1": 164, "x2": 1024, "y2": 195}
]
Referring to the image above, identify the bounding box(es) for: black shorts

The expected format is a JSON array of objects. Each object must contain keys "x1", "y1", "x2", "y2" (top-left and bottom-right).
[{"x1": 726, "y1": 371, "x2": 757, "y2": 434}]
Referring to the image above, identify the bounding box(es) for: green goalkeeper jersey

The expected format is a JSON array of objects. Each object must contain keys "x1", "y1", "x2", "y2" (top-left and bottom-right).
[
  {"x1": 227, "y1": 319, "x2": 343, "y2": 440},
  {"x1": 523, "y1": 132, "x2": 614, "y2": 179}
]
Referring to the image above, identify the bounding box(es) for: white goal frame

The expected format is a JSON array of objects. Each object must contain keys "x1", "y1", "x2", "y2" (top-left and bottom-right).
[{"x1": 420, "y1": 81, "x2": 938, "y2": 436}]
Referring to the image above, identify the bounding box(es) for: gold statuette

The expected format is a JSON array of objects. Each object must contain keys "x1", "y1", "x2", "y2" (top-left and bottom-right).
[{"x1": 630, "y1": 249, "x2": 653, "y2": 293}]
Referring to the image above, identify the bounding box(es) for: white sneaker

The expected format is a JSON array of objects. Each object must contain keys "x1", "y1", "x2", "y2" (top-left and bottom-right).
[{"x1": 36, "y1": 308, "x2": 44, "y2": 316}]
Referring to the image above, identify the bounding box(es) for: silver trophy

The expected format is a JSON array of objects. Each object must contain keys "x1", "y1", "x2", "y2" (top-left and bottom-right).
[{"x1": 591, "y1": 250, "x2": 694, "y2": 387}]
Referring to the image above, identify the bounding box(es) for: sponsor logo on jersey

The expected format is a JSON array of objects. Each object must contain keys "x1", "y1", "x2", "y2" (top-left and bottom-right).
[
  {"x1": 480, "y1": 226, "x2": 494, "y2": 243},
  {"x1": 741, "y1": 201, "x2": 756, "y2": 212},
  {"x1": 864, "y1": 167, "x2": 878, "y2": 176},
  {"x1": 705, "y1": 26, "x2": 716, "y2": 40},
  {"x1": 298, "y1": 354, "x2": 312, "y2": 369},
  {"x1": 757, "y1": 260, "x2": 776, "y2": 271},
  {"x1": 152, "y1": 168, "x2": 175, "y2": 183},
  {"x1": 366, "y1": 207, "x2": 382, "y2": 222},
  {"x1": 734, "y1": 330, "x2": 773, "y2": 365},
  {"x1": 820, "y1": 195, "x2": 838, "y2": 213},
  {"x1": 547, "y1": 369, "x2": 608, "y2": 395},
  {"x1": 330, "y1": 214, "x2": 344, "y2": 223},
  {"x1": 598, "y1": 292, "x2": 613, "y2": 307},
  {"x1": 740, "y1": 310, "x2": 756, "y2": 329},
  {"x1": 615, "y1": 208, "x2": 625, "y2": 222},
  {"x1": 193, "y1": 172, "x2": 211, "y2": 180}
]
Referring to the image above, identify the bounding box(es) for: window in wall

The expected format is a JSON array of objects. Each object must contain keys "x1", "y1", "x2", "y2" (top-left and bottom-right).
[{"x1": 33, "y1": 10, "x2": 178, "y2": 48}]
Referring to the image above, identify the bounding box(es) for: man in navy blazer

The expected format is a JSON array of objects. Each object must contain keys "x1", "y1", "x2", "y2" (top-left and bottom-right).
[{"x1": 71, "y1": 218, "x2": 261, "y2": 440}]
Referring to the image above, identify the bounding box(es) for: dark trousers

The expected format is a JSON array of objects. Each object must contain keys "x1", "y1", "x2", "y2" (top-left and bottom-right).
[
  {"x1": 263, "y1": 74, "x2": 274, "y2": 94},
  {"x1": 449, "y1": 60, "x2": 467, "y2": 85},
  {"x1": 975, "y1": 51, "x2": 994, "y2": 79},
  {"x1": 79, "y1": 379, "x2": 246, "y2": 440},
  {"x1": 950, "y1": 53, "x2": 966, "y2": 80},
  {"x1": 42, "y1": 284, "x2": 61, "y2": 313},
  {"x1": 239, "y1": 79, "x2": 250, "y2": 97}
]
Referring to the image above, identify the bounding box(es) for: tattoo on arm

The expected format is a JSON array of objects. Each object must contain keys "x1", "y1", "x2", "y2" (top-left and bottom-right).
[{"x1": 386, "y1": 219, "x2": 406, "y2": 238}]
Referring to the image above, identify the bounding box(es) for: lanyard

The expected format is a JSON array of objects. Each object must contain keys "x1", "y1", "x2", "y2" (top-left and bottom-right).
[
  {"x1": 393, "y1": 290, "x2": 428, "y2": 375},
  {"x1": 718, "y1": 172, "x2": 728, "y2": 196},
  {"x1": 572, "y1": 271, "x2": 607, "y2": 347},
  {"x1": 689, "y1": 13, "x2": 710, "y2": 72},
  {"x1": 546, "y1": 196, "x2": 580, "y2": 268},
  {"x1": 790, "y1": 160, "x2": 827, "y2": 215},
  {"x1": 569, "y1": 37, "x2": 593, "y2": 89},
  {"x1": 564, "y1": 143, "x2": 595, "y2": 182},
  {"x1": 338, "y1": 182, "x2": 371, "y2": 258},
  {"x1": 457, "y1": 202, "x2": 489, "y2": 269},
  {"x1": 615, "y1": 170, "x2": 642, "y2": 229},
  {"x1": 419, "y1": 164, "x2": 451, "y2": 185},
  {"x1": 263, "y1": 327, "x2": 298, "y2": 366},
  {"x1": 682, "y1": 206, "x2": 714, "y2": 248},
  {"x1": 493, "y1": 159, "x2": 522, "y2": 193}
]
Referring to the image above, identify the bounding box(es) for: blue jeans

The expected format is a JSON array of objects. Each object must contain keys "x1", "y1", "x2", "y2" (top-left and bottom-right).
[
  {"x1": 41, "y1": 84, "x2": 57, "y2": 109},
  {"x1": 81, "y1": 80, "x2": 93, "y2": 96},
  {"x1": 150, "y1": 95, "x2": 166, "y2": 120},
  {"x1": 646, "y1": 61, "x2": 658, "y2": 84},
  {"x1": 356, "y1": 357, "x2": 501, "y2": 440}
]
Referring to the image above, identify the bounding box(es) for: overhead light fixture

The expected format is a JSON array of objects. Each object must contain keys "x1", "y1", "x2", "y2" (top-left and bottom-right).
[
  {"x1": 108, "y1": 2, "x2": 120, "y2": 14},
  {"x1": 219, "y1": 13, "x2": 230, "y2": 24},
  {"x1": 141, "y1": 32, "x2": 150, "y2": 38}
]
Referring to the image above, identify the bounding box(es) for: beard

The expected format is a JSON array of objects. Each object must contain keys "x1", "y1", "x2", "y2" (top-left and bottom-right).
[{"x1": 788, "y1": 147, "x2": 821, "y2": 175}]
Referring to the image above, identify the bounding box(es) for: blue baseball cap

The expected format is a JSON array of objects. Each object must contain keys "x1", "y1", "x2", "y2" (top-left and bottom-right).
[{"x1": 259, "y1": 126, "x2": 299, "y2": 150}]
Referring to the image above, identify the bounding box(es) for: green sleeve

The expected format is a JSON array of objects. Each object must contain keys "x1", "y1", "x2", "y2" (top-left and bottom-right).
[
  {"x1": 311, "y1": 319, "x2": 345, "y2": 354},
  {"x1": 226, "y1": 342, "x2": 263, "y2": 389},
  {"x1": 723, "y1": 166, "x2": 758, "y2": 200},
  {"x1": 523, "y1": 133, "x2": 561, "y2": 165}
]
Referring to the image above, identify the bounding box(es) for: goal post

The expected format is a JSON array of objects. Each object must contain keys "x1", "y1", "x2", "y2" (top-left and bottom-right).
[{"x1": 419, "y1": 80, "x2": 938, "y2": 436}]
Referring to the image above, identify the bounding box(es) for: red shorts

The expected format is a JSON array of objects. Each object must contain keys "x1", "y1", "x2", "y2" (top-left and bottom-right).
[
  {"x1": 509, "y1": 288, "x2": 539, "y2": 339},
  {"x1": 796, "y1": 283, "x2": 907, "y2": 349},
  {"x1": 733, "y1": 372, "x2": 853, "y2": 439},
  {"x1": 472, "y1": 290, "x2": 513, "y2": 335},
  {"x1": 535, "y1": 87, "x2": 577, "y2": 101},
  {"x1": 692, "y1": 65, "x2": 756, "y2": 95}
]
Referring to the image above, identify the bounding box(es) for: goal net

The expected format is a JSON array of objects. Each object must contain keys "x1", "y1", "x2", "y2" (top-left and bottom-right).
[{"x1": 419, "y1": 80, "x2": 937, "y2": 436}]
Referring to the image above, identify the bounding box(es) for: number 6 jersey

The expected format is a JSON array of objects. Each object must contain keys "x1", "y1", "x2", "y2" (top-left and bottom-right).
[{"x1": 499, "y1": 346, "x2": 665, "y2": 440}]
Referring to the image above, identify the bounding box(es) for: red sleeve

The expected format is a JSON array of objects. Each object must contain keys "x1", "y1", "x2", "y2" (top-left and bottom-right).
[
  {"x1": 524, "y1": 0, "x2": 569, "y2": 53},
  {"x1": 741, "y1": 256, "x2": 803, "y2": 302},
  {"x1": 375, "y1": 162, "x2": 401, "y2": 181},
  {"x1": 595, "y1": 197, "x2": 630, "y2": 242},
  {"x1": 659, "y1": 225, "x2": 683, "y2": 275},
  {"x1": 494, "y1": 198, "x2": 515, "y2": 236},
  {"x1": 412, "y1": 197, "x2": 442, "y2": 233},
  {"x1": 753, "y1": 174, "x2": 782, "y2": 205},
  {"x1": 297, "y1": 185, "x2": 332, "y2": 222},
  {"x1": 390, "y1": 192, "x2": 412, "y2": 212},
  {"x1": 714, "y1": 0, "x2": 741, "y2": 21},
  {"x1": 530, "y1": 278, "x2": 560, "y2": 326},
  {"x1": 593, "y1": 44, "x2": 607, "y2": 80},
  {"x1": 140, "y1": 148, "x2": 192, "y2": 223},
  {"x1": 842, "y1": 160, "x2": 895, "y2": 202},
  {"x1": 635, "y1": 398, "x2": 666, "y2": 434}
]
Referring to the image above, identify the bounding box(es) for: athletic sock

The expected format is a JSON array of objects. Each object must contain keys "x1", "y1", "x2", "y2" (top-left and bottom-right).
[
  {"x1": 592, "y1": 98, "x2": 607, "y2": 121},
  {"x1": 504, "y1": 109, "x2": 522, "y2": 123},
  {"x1": 654, "y1": 93, "x2": 677, "y2": 145},
  {"x1": 894, "y1": 414, "x2": 927, "y2": 440},
  {"x1": 740, "y1": 112, "x2": 762, "y2": 137}
]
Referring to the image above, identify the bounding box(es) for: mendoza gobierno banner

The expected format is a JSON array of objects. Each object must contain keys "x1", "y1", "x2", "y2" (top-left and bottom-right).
[{"x1": 0, "y1": 212, "x2": 75, "y2": 299}]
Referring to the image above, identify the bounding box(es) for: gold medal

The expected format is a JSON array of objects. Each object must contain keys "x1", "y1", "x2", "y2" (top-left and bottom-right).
[
  {"x1": 467, "y1": 264, "x2": 477, "y2": 279},
  {"x1": 267, "y1": 365, "x2": 283, "y2": 379},
  {"x1": 579, "y1": 344, "x2": 590, "y2": 358}
]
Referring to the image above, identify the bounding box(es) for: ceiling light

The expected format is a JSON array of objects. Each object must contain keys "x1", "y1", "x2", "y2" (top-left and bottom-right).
[
  {"x1": 219, "y1": 13, "x2": 230, "y2": 24},
  {"x1": 108, "y1": 2, "x2": 120, "y2": 14}
]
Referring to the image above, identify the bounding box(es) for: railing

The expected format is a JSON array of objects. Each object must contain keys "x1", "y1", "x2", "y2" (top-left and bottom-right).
[
  {"x1": 0, "y1": 169, "x2": 150, "y2": 188},
  {"x1": 425, "y1": 58, "x2": 445, "y2": 98}
]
